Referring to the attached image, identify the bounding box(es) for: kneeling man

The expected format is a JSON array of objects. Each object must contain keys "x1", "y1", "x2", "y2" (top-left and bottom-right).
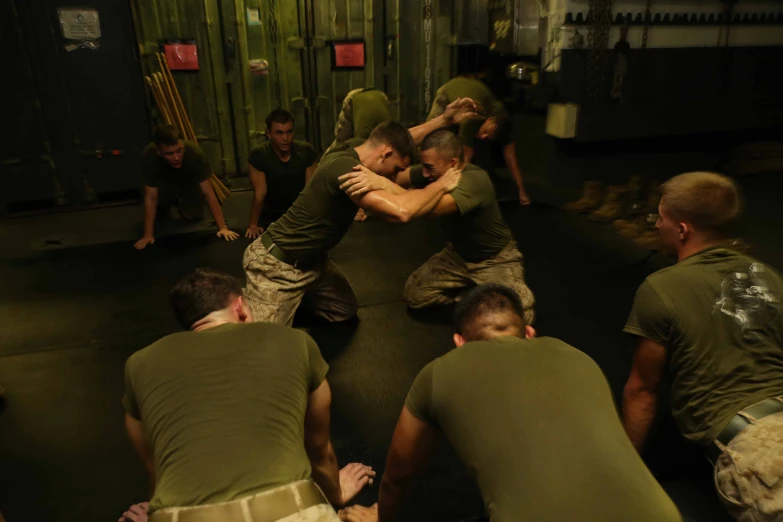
[
  {"x1": 340, "y1": 129, "x2": 534, "y2": 323},
  {"x1": 339, "y1": 284, "x2": 681, "y2": 522},
  {"x1": 121, "y1": 268, "x2": 373, "y2": 522}
]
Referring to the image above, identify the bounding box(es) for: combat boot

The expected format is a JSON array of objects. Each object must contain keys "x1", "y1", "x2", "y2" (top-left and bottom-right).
[
  {"x1": 589, "y1": 185, "x2": 626, "y2": 222},
  {"x1": 562, "y1": 181, "x2": 603, "y2": 213},
  {"x1": 614, "y1": 216, "x2": 645, "y2": 238},
  {"x1": 645, "y1": 181, "x2": 661, "y2": 213}
]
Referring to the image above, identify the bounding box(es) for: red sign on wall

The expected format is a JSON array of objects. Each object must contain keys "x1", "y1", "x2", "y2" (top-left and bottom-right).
[
  {"x1": 333, "y1": 42, "x2": 365, "y2": 68},
  {"x1": 164, "y1": 40, "x2": 199, "y2": 71}
]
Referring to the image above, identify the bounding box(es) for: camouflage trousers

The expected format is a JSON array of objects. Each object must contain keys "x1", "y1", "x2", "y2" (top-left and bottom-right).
[
  {"x1": 150, "y1": 481, "x2": 340, "y2": 522},
  {"x1": 323, "y1": 88, "x2": 389, "y2": 156},
  {"x1": 714, "y1": 406, "x2": 783, "y2": 521},
  {"x1": 403, "y1": 241, "x2": 535, "y2": 324},
  {"x1": 243, "y1": 240, "x2": 358, "y2": 327}
]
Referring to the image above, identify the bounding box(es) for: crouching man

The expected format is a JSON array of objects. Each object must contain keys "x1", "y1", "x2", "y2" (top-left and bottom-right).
[
  {"x1": 339, "y1": 284, "x2": 681, "y2": 522},
  {"x1": 120, "y1": 268, "x2": 374, "y2": 522}
]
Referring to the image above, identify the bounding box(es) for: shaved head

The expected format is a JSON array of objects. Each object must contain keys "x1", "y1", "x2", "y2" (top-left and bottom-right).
[{"x1": 454, "y1": 284, "x2": 526, "y2": 342}]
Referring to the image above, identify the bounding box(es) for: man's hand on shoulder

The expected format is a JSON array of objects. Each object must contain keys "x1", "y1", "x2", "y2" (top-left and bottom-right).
[
  {"x1": 444, "y1": 97, "x2": 482, "y2": 124},
  {"x1": 435, "y1": 167, "x2": 462, "y2": 193},
  {"x1": 339, "y1": 165, "x2": 395, "y2": 197},
  {"x1": 339, "y1": 463, "x2": 376, "y2": 505},
  {"x1": 245, "y1": 225, "x2": 264, "y2": 239},
  {"x1": 119, "y1": 502, "x2": 149, "y2": 522},
  {"x1": 354, "y1": 208, "x2": 368, "y2": 222},
  {"x1": 217, "y1": 228, "x2": 239, "y2": 242},
  {"x1": 134, "y1": 236, "x2": 155, "y2": 250},
  {"x1": 338, "y1": 503, "x2": 378, "y2": 522}
]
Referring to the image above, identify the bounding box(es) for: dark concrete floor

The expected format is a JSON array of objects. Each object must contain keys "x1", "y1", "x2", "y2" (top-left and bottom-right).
[{"x1": 1, "y1": 171, "x2": 780, "y2": 522}]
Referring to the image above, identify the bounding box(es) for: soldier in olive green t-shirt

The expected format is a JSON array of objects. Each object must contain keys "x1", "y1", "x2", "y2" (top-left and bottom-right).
[
  {"x1": 135, "y1": 125, "x2": 238, "y2": 250},
  {"x1": 324, "y1": 88, "x2": 392, "y2": 156},
  {"x1": 244, "y1": 103, "x2": 482, "y2": 326},
  {"x1": 622, "y1": 172, "x2": 783, "y2": 522},
  {"x1": 339, "y1": 284, "x2": 682, "y2": 522},
  {"x1": 120, "y1": 268, "x2": 373, "y2": 521},
  {"x1": 428, "y1": 77, "x2": 530, "y2": 205},
  {"x1": 337, "y1": 129, "x2": 535, "y2": 323},
  {"x1": 246, "y1": 109, "x2": 319, "y2": 239}
]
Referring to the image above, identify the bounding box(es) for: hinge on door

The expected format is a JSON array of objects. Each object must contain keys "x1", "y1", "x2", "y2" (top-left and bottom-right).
[
  {"x1": 291, "y1": 97, "x2": 310, "y2": 109},
  {"x1": 312, "y1": 37, "x2": 327, "y2": 49},
  {"x1": 287, "y1": 37, "x2": 305, "y2": 50}
]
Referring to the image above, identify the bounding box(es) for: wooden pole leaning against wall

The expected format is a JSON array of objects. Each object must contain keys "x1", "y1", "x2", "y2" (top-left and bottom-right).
[
  {"x1": 145, "y1": 76, "x2": 172, "y2": 125},
  {"x1": 157, "y1": 53, "x2": 197, "y2": 141}
]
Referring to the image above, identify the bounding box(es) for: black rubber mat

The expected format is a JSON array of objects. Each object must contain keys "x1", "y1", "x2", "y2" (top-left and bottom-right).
[{"x1": 3, "y1": 171, "x2": 781, "y2": 521}]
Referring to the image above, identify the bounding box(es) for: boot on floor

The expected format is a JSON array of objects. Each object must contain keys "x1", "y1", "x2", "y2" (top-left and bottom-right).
[
  {"x1": 562, "y1": 181, "x2": 603, "y2": 213},
  {"x1": 589, "y1": 185, "x2": 626, "y2": 222}
]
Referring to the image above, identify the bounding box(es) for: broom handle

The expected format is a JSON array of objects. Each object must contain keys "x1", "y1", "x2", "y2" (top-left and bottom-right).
[{"x1": 158, "y1": 52, "x2": 198, "y2": 142}]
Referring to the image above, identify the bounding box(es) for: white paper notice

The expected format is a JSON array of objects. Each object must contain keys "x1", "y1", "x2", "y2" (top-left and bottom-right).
[{"x1": 58, "y1": 8, "x2": 101, "y2": 40}]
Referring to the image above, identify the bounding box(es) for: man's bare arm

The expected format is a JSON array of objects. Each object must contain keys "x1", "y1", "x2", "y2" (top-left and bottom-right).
[
  {"x1": 378, "y1": 406, "x2": 439, "y2": 522},
  {"x1": 125, "y1": 412, "x2": 156, "y2": 497},
  {"x1": 305, "y1": 380, "x2": 375, "y2": 506},
  {"x1": 408, "y1": 98, "x2": 479, "y2": 145},
  {"x1": 350, "y1": 168, "x2": 461, "y2": 224},
  {"x1": 200, "y1": 179, "x2": 239, "y2": 241},
  {"x1": 200, "y1": 179, "x2": 226, "y2": 230},
  {"x1": 247, "y1": 166, "x2": 267, "y2": 238},
  {"x1": 622, "y1": 338, "x2": 667, "y2": 452},
  {"x1": 503, "y1": 143, "x2": 530, "y2": 205},
  {"x1": 135, "y1": 186, "x2": 159, "y2": 250}
]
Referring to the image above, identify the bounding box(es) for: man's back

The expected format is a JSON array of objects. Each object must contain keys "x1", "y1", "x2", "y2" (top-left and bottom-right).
[
  {"x1": 406, "y1": 336, "x2": 681, "y2": 522},
  {"x1": 409, "y1": 163, "x2": 511, "y2": 261},
  {"x1": 625, "y1": 247, "x2": 783, "y2": 443},
  {"x1": 352, "y1": 90, "x2": 391, "y2": 140},
  {"x1": 123, "y1": 323, "x2": 328, "y2": 512},
  {"x1": 266, "y1": 148, "x2": 360, "y2": 262}
]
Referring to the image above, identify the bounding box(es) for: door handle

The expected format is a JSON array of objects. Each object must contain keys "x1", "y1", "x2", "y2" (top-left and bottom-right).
[{"x1": 225, "y1": 37, "x2": 236, "y2": 71}]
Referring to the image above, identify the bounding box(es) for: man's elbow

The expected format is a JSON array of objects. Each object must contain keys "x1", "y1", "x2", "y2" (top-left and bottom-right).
[
  {"x1": 305, "y1": 439, "x2": 331, "y2": 463},
  {"x1": 623, "y1": 379, "x2": 658, "y2": 406}
]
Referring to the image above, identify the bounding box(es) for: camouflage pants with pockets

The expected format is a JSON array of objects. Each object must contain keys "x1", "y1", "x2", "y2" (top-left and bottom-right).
[
  {"x1": 403, "y1": 241, "x2": 535, "y2": 324},
  {"x1": 243, "y1": 240, "x2": 357, "y2": 327},
  {"x1": 714, "y1": 406, "x2": 783, "y2": 521}
]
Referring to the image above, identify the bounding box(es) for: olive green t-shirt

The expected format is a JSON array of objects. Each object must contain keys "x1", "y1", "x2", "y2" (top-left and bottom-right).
[
  {"x1": 140, "y1": 141, "x2": 211, "y2": 188},
  {"x1": 266, "y1": 147, "x2": 360, "y2": 263},
  {"x1": 430, "y1": 77, "x2": 511, "y2": 148},
  {"x1": 352, "y1": 89, "x2": 391, "y2": 140},
  {"x1": 625, "y1": 247, "x2": 783, "y2": 445},
  {"x1": 410, "y1": 163, "x2": 511, "y2": 262},
  {"x1": 122, "y1": 323, "x2": 329, "y2": 513},
  {"x1": 406, "y1": 336, "x2": 681, "y2": 522},
  {"x1": 248, "y1": 141, "x2": 318, "y2": 213}
]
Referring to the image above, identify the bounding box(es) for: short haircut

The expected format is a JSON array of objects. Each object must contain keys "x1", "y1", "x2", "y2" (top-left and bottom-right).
[
  {"x1": 420, "y1": 128, "x2": 463, "y2": 162},
  {"x1": 454, "y1": 284, "x2": 526, "y2": 342},
  {"x1": 153, "y1": 124, "x2": 182, "y2": 147},
  {"x1": 660, "y1": 172, "x2": 742, "y2": 238},
  {"x1": 367, "y1": 121, "x2": 416, "y2": 160},
  {"x1": 169, "y1": 268, "x2": 244, "y2": 329},
  {"x1": 266, "y1": 109, "x2": 294, "y2": 129}
]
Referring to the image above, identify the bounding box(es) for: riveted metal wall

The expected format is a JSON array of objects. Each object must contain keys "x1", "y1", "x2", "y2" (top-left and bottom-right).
[{"x1": 131, "y1": 0, "x2": 459, "y2": 175}]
